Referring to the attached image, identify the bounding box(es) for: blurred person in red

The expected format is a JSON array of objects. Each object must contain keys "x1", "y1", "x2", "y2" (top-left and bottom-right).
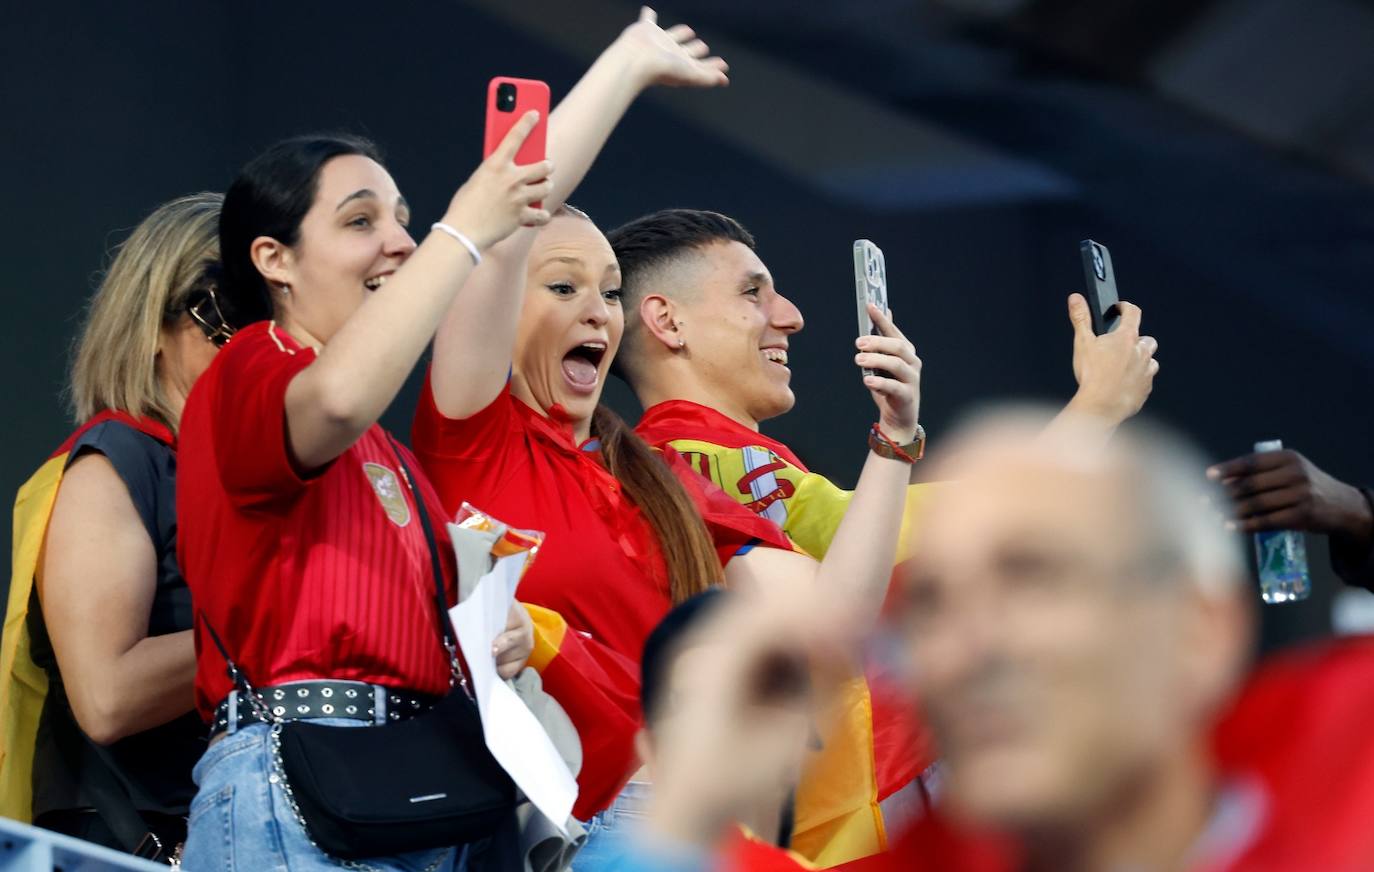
[{"x1": 611, "y1": 410, "x2": 1374, "y2": 872}]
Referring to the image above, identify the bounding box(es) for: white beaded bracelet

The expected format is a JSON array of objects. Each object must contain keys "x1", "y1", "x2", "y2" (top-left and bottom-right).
[{"x1": 430, "y1": 222, "x2": 482, "y2": 266}]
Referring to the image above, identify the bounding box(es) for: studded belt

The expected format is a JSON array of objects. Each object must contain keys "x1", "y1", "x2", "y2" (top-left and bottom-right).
[{"x1": 209, "y1": 680, "x2": 440, "y2": 739}]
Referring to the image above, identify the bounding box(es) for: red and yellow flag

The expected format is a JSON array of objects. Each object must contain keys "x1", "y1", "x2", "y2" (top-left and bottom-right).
[{"x1": 638, "y1": 400, "x2": 936, "y2": 866}]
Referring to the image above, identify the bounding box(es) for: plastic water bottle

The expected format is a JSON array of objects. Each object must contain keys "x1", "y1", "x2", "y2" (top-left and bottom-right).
[{"x1": 1252, "y1": 439, "x2": 1311, "y2": 604}]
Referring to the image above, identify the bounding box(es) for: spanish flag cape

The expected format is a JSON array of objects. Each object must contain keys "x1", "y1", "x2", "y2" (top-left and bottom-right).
[
  {"x1": 637, "y1": 400, "x2": 935, "y2": 867},
  {"x1": 0, "y1": 410, "x2": 173, "y2": 822}
]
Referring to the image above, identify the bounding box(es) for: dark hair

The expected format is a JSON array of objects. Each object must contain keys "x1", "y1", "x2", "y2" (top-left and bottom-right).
[
  {"x1": 606, "y1": 208, "x2": 755, "y2": 305},
  {"x1": 219, "y1": 133, "x2": 382, "y2": 327},
  {"x1": 640, "y1": 589, "x2": 727, "y2": 724},
  {"x1": 590, "y1": 405, "x2": 724, "y2": 605}
]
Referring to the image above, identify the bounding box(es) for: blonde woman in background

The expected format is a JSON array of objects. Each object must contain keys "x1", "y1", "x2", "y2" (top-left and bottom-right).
[{"x1": 1, "y1": 192, "x2": 228, "y2": 861}]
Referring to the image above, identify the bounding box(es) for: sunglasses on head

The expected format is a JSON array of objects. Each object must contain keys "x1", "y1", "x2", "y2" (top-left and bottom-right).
[{"x1": 185, "y1": 286, "x2": 236, "y2": 348}]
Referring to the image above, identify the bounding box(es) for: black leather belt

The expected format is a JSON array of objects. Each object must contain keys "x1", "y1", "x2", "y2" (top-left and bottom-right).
[{"x1": 209, "y1": 680, "x2": 439, "y2": 739}]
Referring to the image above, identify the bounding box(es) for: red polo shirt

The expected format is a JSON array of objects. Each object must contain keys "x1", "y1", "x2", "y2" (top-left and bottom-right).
[
  {"x1": 412, "y1": 376, "x2": 788, "y2": 663},
  {"x1": 178, "y1": 322, "x2": 458, "y2": 720}
]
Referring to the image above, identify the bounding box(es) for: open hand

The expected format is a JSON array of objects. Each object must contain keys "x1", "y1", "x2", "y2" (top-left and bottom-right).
[{"x1": 614, "y1": 6, "x2": 730, "y2": 90}]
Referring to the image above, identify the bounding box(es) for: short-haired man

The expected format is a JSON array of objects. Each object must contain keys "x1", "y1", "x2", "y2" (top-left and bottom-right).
[
  {"x1": 607, "y1": 209, "x2": 1160, "y2": 860},
  {"x1": 612, "y1": 209, "x2": 1159, "y2": 561}
]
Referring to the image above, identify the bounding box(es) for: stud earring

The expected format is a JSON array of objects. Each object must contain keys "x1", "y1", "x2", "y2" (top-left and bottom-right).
[
  {"x1": 677, "y1": 337, "x2": 686, "y2": 349},
  {"x1": 278, "y1": 283, "x2": 291, "y2": 296}
]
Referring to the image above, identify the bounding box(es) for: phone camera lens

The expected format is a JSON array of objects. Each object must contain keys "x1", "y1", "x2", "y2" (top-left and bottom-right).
[{"x1": 496, "y1": 83, "x2": 517, "y2": 112}]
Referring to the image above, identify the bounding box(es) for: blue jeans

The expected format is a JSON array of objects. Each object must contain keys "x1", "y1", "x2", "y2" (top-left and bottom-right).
[
  {"x1": 571, "y1": 781, "x2": 652, "y2": 872},
  {"x1": 181, "y1": 719, "x2": 463, "y2": 872}
]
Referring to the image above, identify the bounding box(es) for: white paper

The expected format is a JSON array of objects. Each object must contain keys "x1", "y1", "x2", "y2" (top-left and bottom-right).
[{"x1": 448, "y1": 548, "x2": 578, "y2": 835}]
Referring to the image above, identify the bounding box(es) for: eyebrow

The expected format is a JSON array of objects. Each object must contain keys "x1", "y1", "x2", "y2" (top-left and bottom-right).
[
  {"x1": 335, "y1": 189, "x2": 410, "y2": 214},
  {"x1": 744, "y1": 270, "x2": 772, "y2": 287}
]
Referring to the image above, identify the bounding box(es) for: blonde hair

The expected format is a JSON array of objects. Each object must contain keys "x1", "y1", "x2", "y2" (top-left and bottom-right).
[{"x1": 69, "y1": 192, "x2": 223, "y2": 430}]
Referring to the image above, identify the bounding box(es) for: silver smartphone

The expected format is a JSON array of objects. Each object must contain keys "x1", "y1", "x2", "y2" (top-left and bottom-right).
[{"x1": 853, "y1": 239, "x2": 889, "y2": 377}]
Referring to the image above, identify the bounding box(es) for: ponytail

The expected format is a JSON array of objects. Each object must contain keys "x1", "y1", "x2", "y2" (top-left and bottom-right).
[{"x1": 592, "y1": 405, "x2": 722, "y2": 603}]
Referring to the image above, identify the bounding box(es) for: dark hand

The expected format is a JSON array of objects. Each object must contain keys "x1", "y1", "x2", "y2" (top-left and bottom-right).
[{"x1": 1208, "y1": 449, "x2": 1374, "y2": 541}]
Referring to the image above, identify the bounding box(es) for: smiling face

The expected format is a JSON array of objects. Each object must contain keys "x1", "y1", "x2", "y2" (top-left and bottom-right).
[
  {"x1": 898, "y1": 440, "x2": 1222, "y2": 832},
  {"x1": 511, "y1": 213, "x2": 623, "y2": 430},
  {"x1": 673, "y1": 240, "x2": 804, "y2": 425},
  {"x1": 268, "y1": 154, "x2": 417, "y2": 345}
]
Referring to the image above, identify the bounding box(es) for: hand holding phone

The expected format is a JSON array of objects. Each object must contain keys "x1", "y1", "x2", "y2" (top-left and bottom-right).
[{"x1": 443, "y1": 110, "x2": 553, "y2": 251}]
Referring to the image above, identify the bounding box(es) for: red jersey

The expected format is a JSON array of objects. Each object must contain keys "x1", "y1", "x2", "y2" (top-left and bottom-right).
[
  {"x1": 178, "y1": 323, "x2": 458, "y2": 720},
  {"x1": 412, "y1": 376, "x2": 791, "y2": 819},
  {"x1": 412, "y1": 376, "x2": 785, "y2": 663}
]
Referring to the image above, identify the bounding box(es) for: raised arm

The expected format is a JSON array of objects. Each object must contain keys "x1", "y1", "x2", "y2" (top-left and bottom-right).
[
  {"x1": 429, "y1": 6, "x2": 729, "y2": 420},
  {"x1": 284, "y1": 114, "x2": 552, "y2": 469},
  {"x1": 728, "y1": 304, "x2": 921, "y2": 629},
  {"x1": 1041, "y1": 293, "x2": 1159, "y2": 447}
]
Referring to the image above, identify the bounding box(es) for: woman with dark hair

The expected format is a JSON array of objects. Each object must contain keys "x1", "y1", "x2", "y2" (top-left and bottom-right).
[
  {"x1": 2, "y1": 193, "x2": 225, "y2": 859},
  {"x1": 412, "y1": 12, "x2": 922, "y2": 869},
  {"x1": 175, "y1": 115, "x2": 549, "y2": 871}
]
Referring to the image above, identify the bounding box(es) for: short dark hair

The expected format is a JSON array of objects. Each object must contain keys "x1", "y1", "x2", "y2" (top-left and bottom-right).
[
  {"x1": 639, "y1": 589, "x2": 728, "y2": 724},
  {"x1": 606, "y1": 208, "x2": 755, "y2": 302},
  {"x1": 219, "y1": 133, "x2": 381, "y2": 327}
]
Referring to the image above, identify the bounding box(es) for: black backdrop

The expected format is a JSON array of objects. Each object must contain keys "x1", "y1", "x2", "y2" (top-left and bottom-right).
[{"x1": 5, "y1": 1, "x2": 1373, "y2": 652}]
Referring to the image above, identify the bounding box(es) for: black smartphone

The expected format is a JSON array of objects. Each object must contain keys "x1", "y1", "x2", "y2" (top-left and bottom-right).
[{"x1": 1079, "y1": 239, "x2": 1122, "y2": 335}]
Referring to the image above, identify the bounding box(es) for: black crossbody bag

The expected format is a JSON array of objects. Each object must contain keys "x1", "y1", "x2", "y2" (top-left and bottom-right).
[{"x1": 201, "y1": 441, "x2": 516, "y2": 860}]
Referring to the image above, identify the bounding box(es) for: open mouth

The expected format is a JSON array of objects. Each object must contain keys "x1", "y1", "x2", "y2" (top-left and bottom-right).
[
  {"x1": 363, "y1": 273, "x2": 392, "y2": 292},
  {"x1": 762, "y1": 347, "x2": 789, "y2": 368},
  {"x1": 561, "y1": 341, "x2": 607, "y2": 394}
]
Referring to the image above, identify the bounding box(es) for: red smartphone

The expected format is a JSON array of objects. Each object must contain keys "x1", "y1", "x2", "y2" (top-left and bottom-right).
[{"x1": 484, "y1": 77, "x2": 550, "y2": 166}]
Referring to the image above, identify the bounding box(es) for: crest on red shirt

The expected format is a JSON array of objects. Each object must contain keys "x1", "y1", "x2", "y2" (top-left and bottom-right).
[{"x1": 363, "y1": 462, "x2": 411, "y2": 527}]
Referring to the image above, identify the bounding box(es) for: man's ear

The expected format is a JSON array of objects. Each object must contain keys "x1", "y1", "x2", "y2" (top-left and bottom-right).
[
  {"x1": 640, "y1": 294, "x2": 683, "y2": 351},
  {"x1": 1181, "y1": 581, "x2": 1255, "y2": 721},
  {"x1": 249, "y1": 235, "x2": 293, "y2": 291}
]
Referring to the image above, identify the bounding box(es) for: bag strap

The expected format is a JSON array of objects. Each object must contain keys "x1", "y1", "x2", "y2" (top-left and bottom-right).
[
  {"x1": 79, "y1": 736, "x2": 166, "y2": 860},
  {"x1": 384, "y1": 436, "x2": 462, "y2": 672},
  {"x1": 198, "y1": 436, "x2": 465, "y2": 698}
]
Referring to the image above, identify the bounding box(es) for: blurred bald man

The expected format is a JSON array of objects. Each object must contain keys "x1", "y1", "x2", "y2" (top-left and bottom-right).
[
  {"x1": 614, "y1": 411, "x2": 1374, "y2": 872},
  {"x1": 890, "y1": 412, "x2": 1257, "y2": 871}
]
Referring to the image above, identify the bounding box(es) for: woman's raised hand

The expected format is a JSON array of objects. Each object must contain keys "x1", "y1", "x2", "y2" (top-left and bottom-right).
[
  {"x1": 613, "y1": 6, "x2": 730, "y2": 89},
  {"x1": 442, "y1": 110, "x2": 555, "y2": 252}
]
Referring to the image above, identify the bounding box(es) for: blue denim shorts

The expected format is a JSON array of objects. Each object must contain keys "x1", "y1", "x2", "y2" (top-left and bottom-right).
[
  {"x1": 571, "y1": 781, "x2": 653, "y2": 872},
  {"x1": 180, "y1": 718, "x2": 462, "y2": 872}
]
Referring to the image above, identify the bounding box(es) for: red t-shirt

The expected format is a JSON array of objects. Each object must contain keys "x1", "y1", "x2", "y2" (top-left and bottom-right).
[
  {"x1": 412, "y1": 375, "x2": 788, "y2": 663},
  {"x1": 178, "y1": 323, "x2": 458, "y2": 720}
]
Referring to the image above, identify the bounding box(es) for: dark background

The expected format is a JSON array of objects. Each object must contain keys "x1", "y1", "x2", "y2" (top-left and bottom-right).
[{"x1": 5, "y1": 0, "x2": 1373, "y2": 651}]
